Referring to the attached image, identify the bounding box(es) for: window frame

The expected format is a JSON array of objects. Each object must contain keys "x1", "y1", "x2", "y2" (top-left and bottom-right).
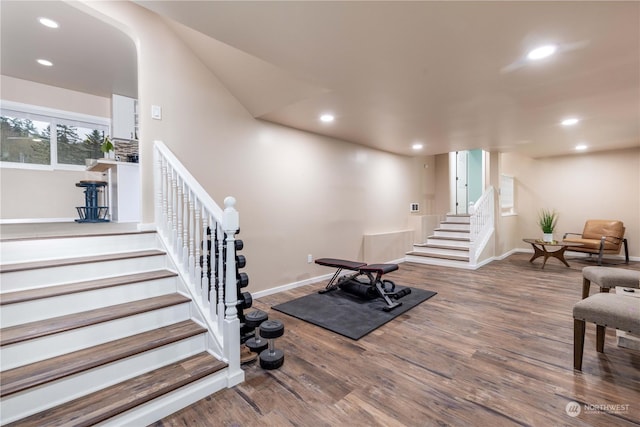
[{"x1": 1, "y1": 100, "x2": 110, "y2": 171}]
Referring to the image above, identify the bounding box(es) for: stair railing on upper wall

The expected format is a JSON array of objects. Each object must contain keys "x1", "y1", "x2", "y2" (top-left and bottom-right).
[
  {"x1": 153, "y1": 140, "x2": 243, "y2": 386},
  {"x1": 469, "y1": 186, "x2": 495, "y2": 265}
]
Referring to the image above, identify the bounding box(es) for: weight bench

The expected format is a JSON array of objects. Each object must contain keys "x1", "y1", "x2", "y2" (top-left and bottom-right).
[{"x1": 315, "y1": 258, "x2": 410, "y2": 311}]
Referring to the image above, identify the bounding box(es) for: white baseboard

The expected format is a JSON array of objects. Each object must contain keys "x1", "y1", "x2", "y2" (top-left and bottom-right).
[
  {"x1": 137, "y1": 222, "x2": 157, "y2": 232},
  {"x1": 252, "y1": 272, "x2": 334, "y2": 299}
]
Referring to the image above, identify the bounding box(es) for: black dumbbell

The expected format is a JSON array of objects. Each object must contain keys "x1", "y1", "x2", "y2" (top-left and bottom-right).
[
  {"x1": 237, "y1": 291, "x2": 252, "y2": 310},
  {"x1": 244, "y1": 310, "x2": 269, "y2": 353},
  {"x1": 259, "y1": 319, "x2": 285, "y2": 370}
]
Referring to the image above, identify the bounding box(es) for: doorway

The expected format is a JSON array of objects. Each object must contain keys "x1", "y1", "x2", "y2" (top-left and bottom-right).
[{"x1": 451, "y1": 149, "x2": 484, "y2": 215}]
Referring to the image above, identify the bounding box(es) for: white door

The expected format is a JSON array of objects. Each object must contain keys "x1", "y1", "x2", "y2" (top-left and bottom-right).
[{"x1": 455, "y1": 151, "x2": 468, "y2": 214}]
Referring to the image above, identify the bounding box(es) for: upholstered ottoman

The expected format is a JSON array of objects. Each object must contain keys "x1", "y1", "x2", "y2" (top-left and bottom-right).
[
  {"x1": 573, "y1": 293, "x2": 640, "y2": 370},
  {"x1": 581, "y1": 266, "x2": 640, "y2": 299}
]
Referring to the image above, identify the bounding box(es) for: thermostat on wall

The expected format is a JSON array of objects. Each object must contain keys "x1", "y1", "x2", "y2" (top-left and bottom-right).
[{"x1": 410, "y1": 203, "x2": 420, "y2": 213}]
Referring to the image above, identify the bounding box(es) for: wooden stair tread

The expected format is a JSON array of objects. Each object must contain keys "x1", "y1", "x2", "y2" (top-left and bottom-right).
[
  {"x1": 5, "y1": 352, "x2": 227, "y2": 427},
  {"x1": 0, "y1": 270, "x2": 178, "y2": 306},
  {"x1": 0, "y1": 320, "x2": 206, "y2": 397},
  {"x1": 0, "y1": 249, "x2": 166, "y2": 273},
  {"x1": 407, "y1": 251, "x2": 470, "y2": 261},
  {"x1": 0, "y1": 293, "x2": 191, "y2": 347},
  {"x1": 0, "y1": 230, "x2": 156, "y2": 243}
]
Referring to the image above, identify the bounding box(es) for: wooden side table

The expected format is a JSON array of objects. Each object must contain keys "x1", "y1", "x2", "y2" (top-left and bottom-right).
[{"x1": 522, "y1": 239, "x2": 583, "y2": 268}]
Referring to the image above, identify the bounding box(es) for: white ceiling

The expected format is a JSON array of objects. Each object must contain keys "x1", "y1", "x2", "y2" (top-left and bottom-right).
[
  {"x1": 2, "y1": 1, "x2": 639, "y2": 158},
  {"x1": 0, "y1": 1, "x2": 137, "y2": 99}
]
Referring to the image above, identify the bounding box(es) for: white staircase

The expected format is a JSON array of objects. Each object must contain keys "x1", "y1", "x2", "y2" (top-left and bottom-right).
[
  {"x1": 0, "y1": 231, "x2": 230, "y2": 426},
  {"x1": 407, "y1": 214, "x2": 472, "y2": 267},
  {"x1": 407, "y1": 188, "x2": 495, "y2": 269}
]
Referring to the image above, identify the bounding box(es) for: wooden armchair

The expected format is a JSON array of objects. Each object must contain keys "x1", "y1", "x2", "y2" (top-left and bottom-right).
[{"x1": 562, "y1": 220, "x2": 629, "y2": 265}]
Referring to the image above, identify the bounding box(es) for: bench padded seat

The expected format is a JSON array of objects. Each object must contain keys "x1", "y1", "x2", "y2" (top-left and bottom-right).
[
  {"x1": 573, "y1": 293, "x2": 640, "y2": 334},
  {"x1": 360, "y1": 264, "x2": 399, "y2": 275},
  {"x1": 582, "y1": 267, "x2": 640, "y2": 289}
]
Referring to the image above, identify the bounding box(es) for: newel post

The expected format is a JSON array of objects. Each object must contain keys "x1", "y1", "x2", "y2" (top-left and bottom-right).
[{"x1": 222, "y1": 196, "x2": 244, "y2": 385}]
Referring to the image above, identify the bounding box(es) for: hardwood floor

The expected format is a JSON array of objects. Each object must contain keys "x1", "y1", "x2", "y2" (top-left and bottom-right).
[{"x1": 153, "y1": 254, "x2": 640, "y2": 427}]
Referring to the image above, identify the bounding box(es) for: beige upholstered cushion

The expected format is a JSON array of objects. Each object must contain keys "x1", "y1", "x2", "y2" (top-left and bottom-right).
[
  {"x1": 573, "y1": 293, "x2": 640, "y2": 334},
  {"x1": 582, "y1": 267, "x2": 640, "y2": 289}
]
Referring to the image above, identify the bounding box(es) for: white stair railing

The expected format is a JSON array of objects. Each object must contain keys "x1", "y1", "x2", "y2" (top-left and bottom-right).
[
  {"x1": 469, "y1": 186, "x2": 495, "y2": 265},
  {"x1": 154, "y1": 141, "x2": 243, "y2": 386}
]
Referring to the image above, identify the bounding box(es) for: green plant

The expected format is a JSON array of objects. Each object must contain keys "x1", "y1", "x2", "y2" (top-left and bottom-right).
[
  {"x1": 100, "y1": 135, "x2": 114, "y2": 153},
  {"x1": 538, "y1": 209, "x2": 558, "y2": 233}
]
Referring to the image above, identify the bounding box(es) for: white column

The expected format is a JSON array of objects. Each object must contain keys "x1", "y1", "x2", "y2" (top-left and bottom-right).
[{"x1": 222, "y1": 196, "x2": 243, "y2": 385}]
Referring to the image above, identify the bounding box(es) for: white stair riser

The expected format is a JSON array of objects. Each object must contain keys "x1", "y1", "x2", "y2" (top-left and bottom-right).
[
  {"x1": 433, "y1": 230, "x2": 470, "y2": 238},
  {"x1": 439, "y1": 223, "x2": 470, "y2": 231},
  {"x1": 1, "y1": 303, "x2": 191, "y2": 370},
  {"x1": 1, "y1": 278, "x2": 178, "y2": 327},
  {"x1": 0, "y1": 233, "x2": 160, "y2": 264},
  {"x1": 426, "y1": 238, "x2": 470, "y2": 248},
  {"x1": 445, "y1": 215, "x2": 470, "y2": 224},
  {"x1": 0, "y1": 256, "x2": 168, "y2": 291},
  {"x1": 411, "y1": 247, "x2": 469, "y2": 257},
  {"x1": 406, "y1": 255, "x2": 474, "y2": 269},
  {"x1": 0, "y1": 334, "x2": 207, "y2": 425}
]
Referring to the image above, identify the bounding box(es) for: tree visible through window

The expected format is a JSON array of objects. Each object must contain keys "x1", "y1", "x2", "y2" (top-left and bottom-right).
[
  {"x1": 1, "y1": 110, "x2": 107, "y2": 168},
  {"x1": 57, "y1": 125, "x2": 104, "y2": 165},
  {"x1": 0, "y1": 116, "x2": 51, "y2": 164}
]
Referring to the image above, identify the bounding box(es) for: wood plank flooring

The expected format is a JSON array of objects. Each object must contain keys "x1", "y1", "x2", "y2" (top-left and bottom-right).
[{"x1": 153, "y1": 254, "x2": 640, "y2": 427}]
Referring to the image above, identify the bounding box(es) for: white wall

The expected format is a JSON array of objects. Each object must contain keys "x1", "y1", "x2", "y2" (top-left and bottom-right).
[
  {"x1": 0, "y1": 76, "x2": 109, "y2": 220},
  {"x1": 499, "y1": 148, "x2": 640, "y2": 258},
  {"x1": 76, "y1": 1, "x2": 432, "y2": 292}
]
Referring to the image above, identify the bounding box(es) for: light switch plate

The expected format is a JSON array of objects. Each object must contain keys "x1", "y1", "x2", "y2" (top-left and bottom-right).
[{"x1": 151, "y1": 105, "x2": 162, "y2": 120}]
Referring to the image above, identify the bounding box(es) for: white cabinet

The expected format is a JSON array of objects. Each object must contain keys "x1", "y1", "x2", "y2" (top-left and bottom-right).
[
  {"x1": 87, "y1": 160, "x2": 140, "y2": 222},
  {"x1": 112, "y1": 94, "x2": 137, "y2": 140}
]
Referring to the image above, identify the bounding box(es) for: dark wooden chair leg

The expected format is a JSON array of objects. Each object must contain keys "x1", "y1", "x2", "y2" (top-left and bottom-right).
[
  {"x1": 582, "y1": 277, "x2": 591, "y2": 299},
  {"x1": 623, "y1": 238, "x2": 629, "y2": 264},
  {"x1": 596, "y1": 325, "x2": 606, "y2": 352},
  {"x1": 574, "y1": 318, "x2": 585, "y2": 370}
]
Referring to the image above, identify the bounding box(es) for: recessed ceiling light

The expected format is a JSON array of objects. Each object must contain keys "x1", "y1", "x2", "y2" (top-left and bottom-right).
[
  {"x1": 575, "y1": 144, "x2": 588, "y2": 151},
  {"x1": 527, "y1": 45, "x2": 557, "y2": 61},
  {"x1": 412, "y1": 143, "x2": 423, "y2": 150},
  {"x1": 561, "y1": 118, "x2": 580, "y2": 126},
  {"x1": 39, "y1": 17, "x2": 59, "y2": 28},
  {"x1": 37, "y1": 59, "x2": 53, "y2": 67},
  {"x1": 320, "y1": 114, "x2": 334, "y2": 123}
]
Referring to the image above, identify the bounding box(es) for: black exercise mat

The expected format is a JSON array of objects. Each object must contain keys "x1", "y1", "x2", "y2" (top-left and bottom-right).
[{"x1": 272, "y1": 286, "x2": 436, "y2": 340}]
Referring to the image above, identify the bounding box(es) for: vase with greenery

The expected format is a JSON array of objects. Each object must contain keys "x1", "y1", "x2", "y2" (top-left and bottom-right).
[
  {"x1": 100, "y1": 135, "x2": 114, "y2": 159},
  {"x1": 538, "y1": 208, "x2": 558, "y2": 242}
]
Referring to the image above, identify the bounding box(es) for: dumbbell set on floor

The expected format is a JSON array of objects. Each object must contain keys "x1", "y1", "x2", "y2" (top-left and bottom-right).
[{"x1": 243, "y1": 309, "x2": 285, "y2": 370}]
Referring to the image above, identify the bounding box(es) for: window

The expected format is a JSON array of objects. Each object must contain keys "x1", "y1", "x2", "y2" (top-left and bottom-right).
[
  {"x1": 0, "y1": 101, "x2": 109, "y2": 170},
  {"x1": 500, "y1": 174, "x2": 515, "y2": 215},
  {"x1": 56, "y1": 124, "x2": 104, "y2": 166},
  {"x1": 1, "y1": 116, "x2": 51, "y2": 164}
]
